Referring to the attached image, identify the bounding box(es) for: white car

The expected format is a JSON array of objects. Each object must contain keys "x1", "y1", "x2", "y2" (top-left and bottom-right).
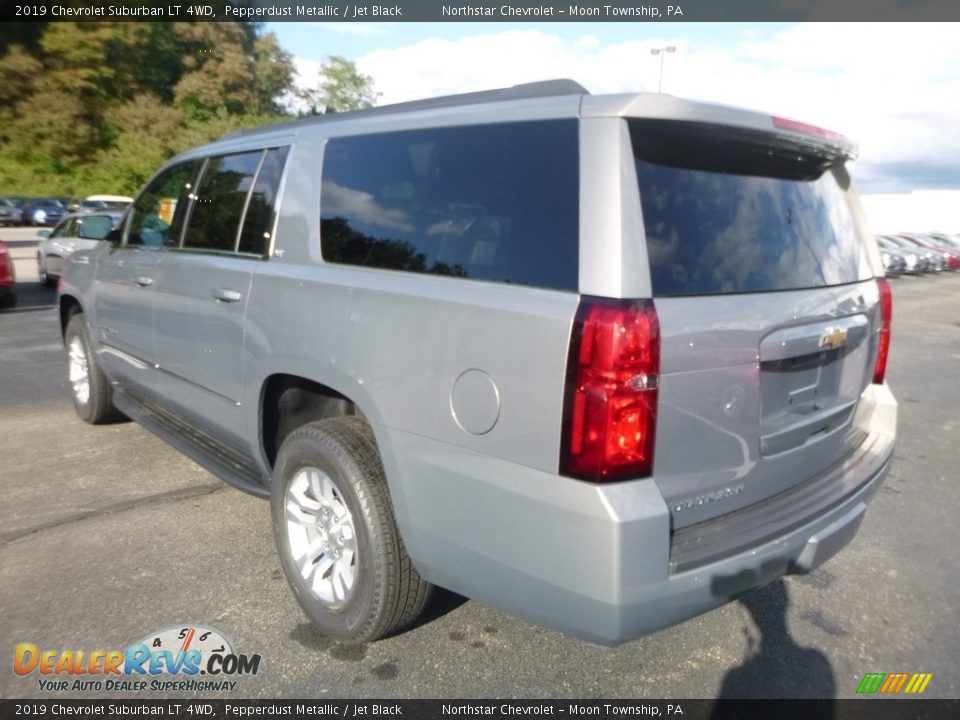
[{"x1": 37, "y1": 212, "x2": 121, "y2": 287}]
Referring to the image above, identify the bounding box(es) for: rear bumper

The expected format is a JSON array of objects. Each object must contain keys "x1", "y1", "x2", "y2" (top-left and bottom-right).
[{"x1": 382, "y1": 384, "x2": 895, "y2": 645}]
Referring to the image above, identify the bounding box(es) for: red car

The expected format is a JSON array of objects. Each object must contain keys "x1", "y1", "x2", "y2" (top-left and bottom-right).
[{"x1": 0, "y1": 240, "x2": 17, "y2": 308}]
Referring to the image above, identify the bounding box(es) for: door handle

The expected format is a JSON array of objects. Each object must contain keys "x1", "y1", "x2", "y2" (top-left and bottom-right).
[
  {"x1": 212, "y1": 288, "x2": 243, "y2": 303},
  {"x1": 135, "y1": 276, "x2": 153, "y2": 287}
]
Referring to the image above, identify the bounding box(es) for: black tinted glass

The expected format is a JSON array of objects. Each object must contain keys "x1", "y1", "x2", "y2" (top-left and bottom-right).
[
  {"x1": 238, "y1": 147, "x2": 288, "y2": 255},
  {"x1": 184, "y1": 151, "x2": 263, "y2": 252},
  {"x1": 630, "y1": 120, "x2": 871, "y2": 296},
  {"x1": 320, "y1": 121, "x2": 579, "y2": 291},
  {"x1": 128, "y1": 161, "x2": 203, "y2": 248}
]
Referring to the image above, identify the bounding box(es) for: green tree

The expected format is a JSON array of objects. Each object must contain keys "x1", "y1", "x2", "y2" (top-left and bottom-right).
[
  {"x1": 252, "y1": 33, "x2": 296, "y2": 116},
  {"x1": 79, "y1": 94, "x2": 185, "y2": 194},
  {"x1": 172, "y1": 22, "x2": 257, "y2": 120},
  {"x1": 0, "y1": 45, "x2": 43, "y2": 136},
  {"x1": 0, "y1": 21, "x2": 345, "y2": 196},
  {"x1": 303, "y1": 56, "x2": 378, "y2": 114}
]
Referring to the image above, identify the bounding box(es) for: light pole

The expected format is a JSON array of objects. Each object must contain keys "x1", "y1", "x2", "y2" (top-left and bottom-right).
[{"x1": 650, "y1": 45, "x2": 676, "y2": 93}]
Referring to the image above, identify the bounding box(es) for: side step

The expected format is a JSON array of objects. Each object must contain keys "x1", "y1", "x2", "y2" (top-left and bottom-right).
[{"x1": 113, "y1": 389, "x2": 270, "y2": 499}]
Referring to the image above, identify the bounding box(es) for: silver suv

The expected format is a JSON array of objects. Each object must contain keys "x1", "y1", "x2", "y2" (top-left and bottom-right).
[{"x1": 58, "y1": 81, "x2": 896, "y2": 645}]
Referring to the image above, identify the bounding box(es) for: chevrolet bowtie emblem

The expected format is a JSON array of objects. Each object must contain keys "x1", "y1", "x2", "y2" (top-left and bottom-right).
[{"x1": 819, "y1": 326, "x2": 848, "y2": 349}]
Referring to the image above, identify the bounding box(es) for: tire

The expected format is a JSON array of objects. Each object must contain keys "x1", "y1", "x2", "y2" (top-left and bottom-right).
[
  {"x1": 38, "y1": 256, "x2": 55, "y2": 287},
  {"x1": 271, "y1": 416, "x2": 432, "y2": 643},
  {"x1": 64, "y1": 313, "x2": 121, "y2": 424}
]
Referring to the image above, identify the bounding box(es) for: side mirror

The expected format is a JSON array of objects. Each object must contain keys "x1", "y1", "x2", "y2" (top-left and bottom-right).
[
  {"x1": 104, "y1": 228, "x2": 122, "y2": 245},
  {"x1": 37, "y1": 229, "x2": 50, "y2": 239}
]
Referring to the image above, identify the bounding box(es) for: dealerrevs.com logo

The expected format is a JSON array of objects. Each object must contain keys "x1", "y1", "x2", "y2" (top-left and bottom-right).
[{"x1": 13, "y1": 625, "x2": 261, "y2": 693}]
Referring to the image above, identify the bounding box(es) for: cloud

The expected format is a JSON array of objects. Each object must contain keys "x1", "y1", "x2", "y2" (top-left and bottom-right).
[
  {"x1": 345, "y1": 24, "x2": 960, "y2": 193},
  {"x1": 320, "y1": 181, "x2": 414, "y2": 233},
  {"x1": 314, "y1": 22, "x2": 395, "y2": 37}
]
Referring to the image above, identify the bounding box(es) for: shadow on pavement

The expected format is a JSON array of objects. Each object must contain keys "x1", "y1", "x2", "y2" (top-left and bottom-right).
[
  {"x1": 712, "y1": 579, "x2": 836, "y2": 707},
  {"x1": 0, "y1": 281, "x2": 57, "y2": 313}
]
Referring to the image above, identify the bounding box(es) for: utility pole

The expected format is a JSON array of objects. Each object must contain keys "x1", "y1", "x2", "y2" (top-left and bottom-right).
[{"x1": 650, "y1": 46, "x2": 676, "y2": 93}]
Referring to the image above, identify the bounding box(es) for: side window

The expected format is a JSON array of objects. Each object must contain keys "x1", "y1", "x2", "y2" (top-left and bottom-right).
[
  {"x1": 237, "y1": 147, "x2": 289, "y2": 255},
  {"x1": 183, "y1": 151, "x2": 263, "y2": 253},
  {"x1": 319, "y1": 121, "x2": 579, "y2": 291},
  {"x1": 127, "y1": 161, "x2": 203, "y2": 248}
]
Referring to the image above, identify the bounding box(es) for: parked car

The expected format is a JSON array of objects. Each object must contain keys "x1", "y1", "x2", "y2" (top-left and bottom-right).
[
  {"x1": 75, "y1": 199, "x2": 109, "y2": 214},
  {"x1": 58, "y1": 80, "x2": 896, "y2": 645},
  {"x1": 37, "y1": 212, "x2": 122, "y2": 287},
  {"x1": 918, "y1": 232, "x2": 960, "y2": 258},
  {"x1": 878, "y1": 249, "x2": 906, "y2": 275},
  {"x1": 83, "y1": 194, "x2": 133, "y2": 212},
  {"x1": 896, "y1": 233, "x2": 960, "y2": 271},
  {"x1": 878, "y1": 234, "x2": 941, "y2": 272},
  {"x1": 1, "y1": 196, "x2": 26, "y2": 221},
  {"x1": 875, "y1": 236, "x2": 921, "y2": 274},
  {"x1": 0, "y1": 197, "x2": 21, "y2": 226},
  {"x1": 0, "y1": 240, "x2": 17, "y2": 308},
  {"x1": 22, "y1": 198, "x2": 68, "y2": 227}
]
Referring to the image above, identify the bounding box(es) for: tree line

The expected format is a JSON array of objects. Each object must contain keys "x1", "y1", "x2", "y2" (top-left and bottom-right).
[{"x1": 0, "y1": 18, "x2": 376, "y2": 197}]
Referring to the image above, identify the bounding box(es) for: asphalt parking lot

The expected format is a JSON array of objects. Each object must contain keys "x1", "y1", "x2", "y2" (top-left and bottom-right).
[{"x1": 1, "y1": 232, "x2": 958, "y2": 700}]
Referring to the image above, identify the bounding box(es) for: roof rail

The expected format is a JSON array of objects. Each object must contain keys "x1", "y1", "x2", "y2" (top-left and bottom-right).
[{"x1": 222, "y1": 79, "x2": 589, "y2": 140}]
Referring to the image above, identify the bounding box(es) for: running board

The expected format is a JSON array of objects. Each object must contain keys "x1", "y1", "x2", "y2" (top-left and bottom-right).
[{"x1": 113, "y1": 389, "x2": 270, "y2": 499}]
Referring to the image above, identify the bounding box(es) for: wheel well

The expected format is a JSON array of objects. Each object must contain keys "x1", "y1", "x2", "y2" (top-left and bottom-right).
[
  {"x1": 59, "y1": 296, "x2": 82, "y2": 338},
  {"x1": 261, "y1": 375, "x2": 360, "y2": 469}
]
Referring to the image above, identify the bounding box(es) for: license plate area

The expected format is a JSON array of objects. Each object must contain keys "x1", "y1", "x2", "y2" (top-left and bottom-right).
[{"x1": 759, "y1": 315, "x2": 869, "y2": 456}]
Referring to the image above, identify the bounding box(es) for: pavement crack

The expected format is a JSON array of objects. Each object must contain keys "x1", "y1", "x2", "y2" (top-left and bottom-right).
[{"x1": 0, "y1": 483, "x2": 226, "y2": 547}]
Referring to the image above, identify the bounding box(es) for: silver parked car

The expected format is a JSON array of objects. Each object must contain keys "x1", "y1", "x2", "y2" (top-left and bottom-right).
[
  {"x1": 0, "y1": 197, "x2": 21, "y2": 226},
  {"x1": 58, "y1": 81, "x2": 896, "y2": 645},
  {"x1": 875, "y1": 236, "x2": 920, "y2": 274},
  {"x1": 37, "y1": 212, "x2": 122, "y2": 287}
]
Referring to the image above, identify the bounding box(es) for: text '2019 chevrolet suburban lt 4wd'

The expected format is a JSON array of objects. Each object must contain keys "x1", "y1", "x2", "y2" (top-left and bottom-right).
[{"x1": 58, "y1": 80, "x2": 895, "y2": 645}]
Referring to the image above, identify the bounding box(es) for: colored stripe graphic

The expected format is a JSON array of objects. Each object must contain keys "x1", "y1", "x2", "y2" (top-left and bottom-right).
[
  {"x1": 880, "y1": 672, "x2": 909, "y2": 693},
  {"x1": 857, "y1": 672, "x2": 933, "y2": 695},
  {"x1": 904, "y1": 673, "x2": 933, "y2": 694},
  {"x1": 857, "y1": 673, "x2": 885, "y2": 694}
]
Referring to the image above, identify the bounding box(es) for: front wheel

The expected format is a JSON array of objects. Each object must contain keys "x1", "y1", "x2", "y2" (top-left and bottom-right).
[
  {"x1": 64, "y1": 314, "x2": 121, "y2": 424},
  {"x1": 38, "y1": 256, "x2": 54, "y2": 287},
  {"x1": 271, "y1": 416, "x2": 432, "y2": 643}
]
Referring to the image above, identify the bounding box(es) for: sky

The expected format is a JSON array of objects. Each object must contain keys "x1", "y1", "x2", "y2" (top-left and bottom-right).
[{"x1": 267, "y1": 21, "x2": 960, "y2": 218}]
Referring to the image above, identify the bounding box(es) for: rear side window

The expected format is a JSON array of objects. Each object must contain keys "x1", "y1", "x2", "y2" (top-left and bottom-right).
[
  {"x1": 630, "y1": 119, "x2": 873, "y2": 296},
  {"x1": 319, "y1": 120, "x2": 579, "y2": 291}
]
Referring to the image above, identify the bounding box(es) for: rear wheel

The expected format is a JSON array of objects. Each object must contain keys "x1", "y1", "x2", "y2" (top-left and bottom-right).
[
  {"x1": 271, "y1": 416, "x2": 432, "y2": 643},
  {"x1": 65, "y1": 314, "x2": 120, "y2": 424}
]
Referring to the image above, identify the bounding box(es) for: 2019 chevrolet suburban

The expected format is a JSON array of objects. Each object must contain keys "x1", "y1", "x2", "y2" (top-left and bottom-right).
[{"x1": 58, "y1": 80, "x2": 896, "y2": 644}]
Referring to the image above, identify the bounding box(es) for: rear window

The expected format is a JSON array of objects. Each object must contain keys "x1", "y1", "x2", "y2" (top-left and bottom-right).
[
  {"x1": 320, "y1": 120, "x2": 579, "y2": 291},
  {"x1": 630, "y1": 119, "x2": 873, "y2": 296}
]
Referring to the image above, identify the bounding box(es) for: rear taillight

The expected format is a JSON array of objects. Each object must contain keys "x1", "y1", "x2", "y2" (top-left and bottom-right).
[
  {"x1": 873, "y1": 278, "x2": 892, "y2": 384},
  {"x1": 561, "y1": 297, "x2": 660, "y2": 482}
]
